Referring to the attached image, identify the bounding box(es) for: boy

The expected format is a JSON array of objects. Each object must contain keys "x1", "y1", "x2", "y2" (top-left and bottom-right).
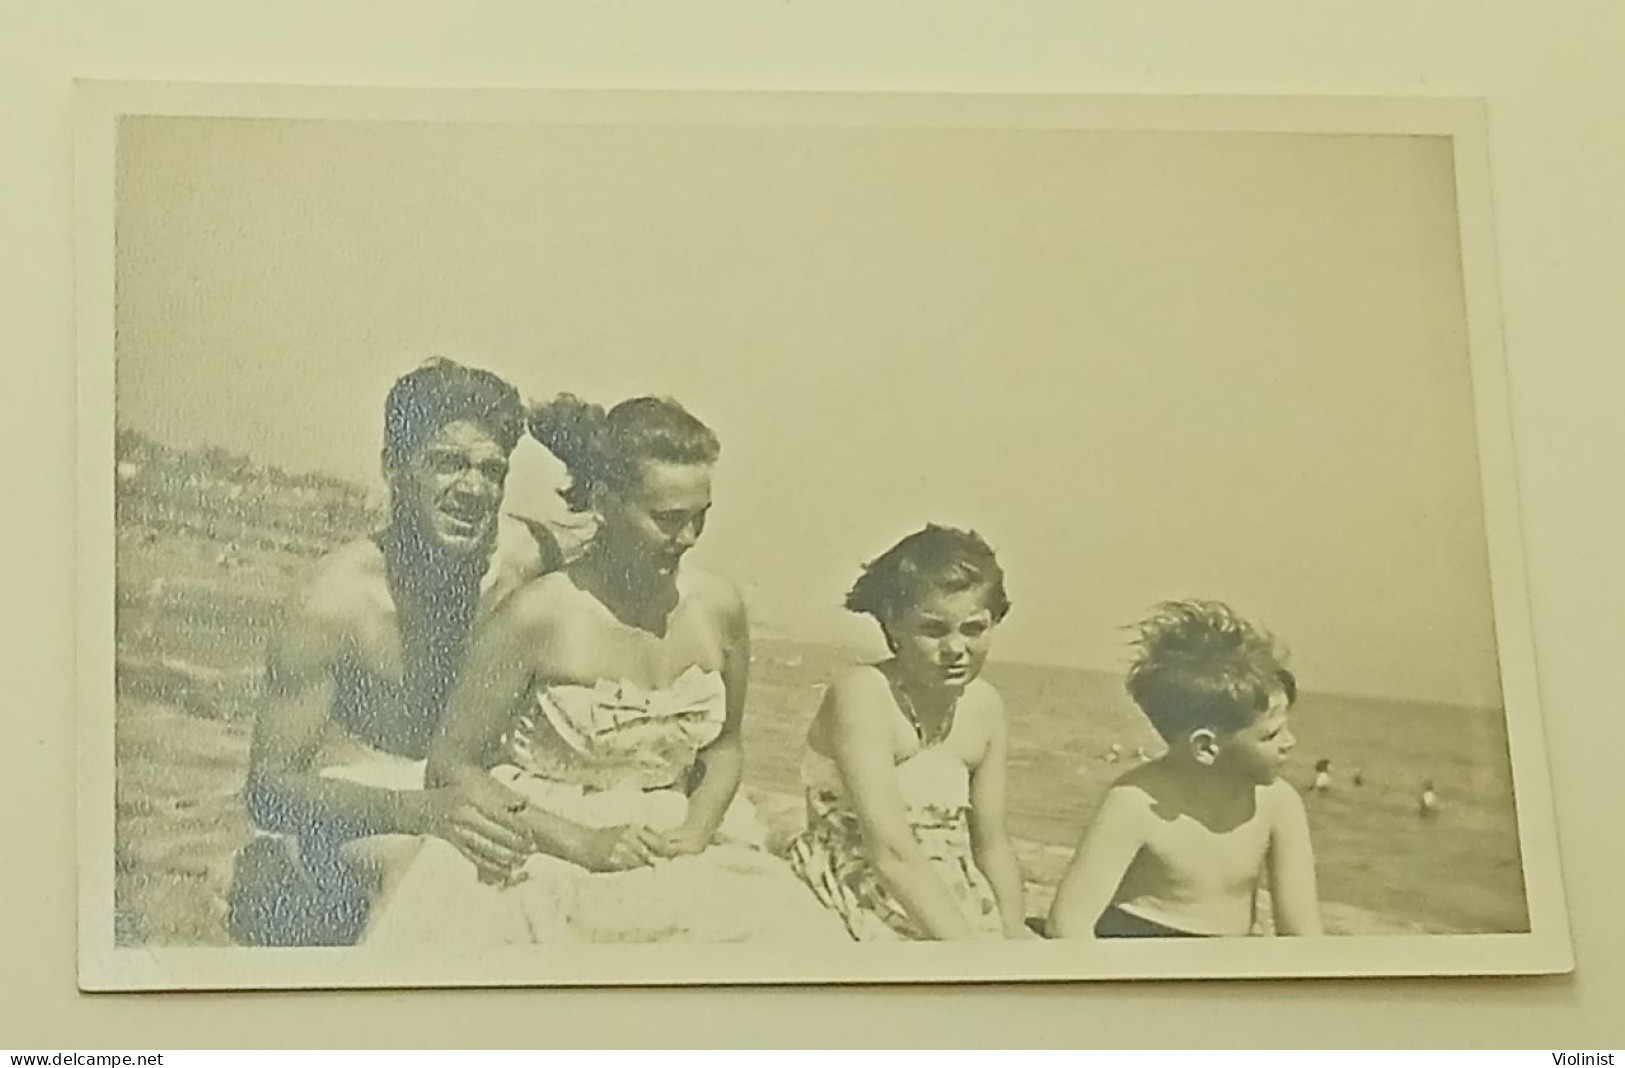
[{"x1": 1047, "y1": 600, "x2": 1322, "y2": 938}]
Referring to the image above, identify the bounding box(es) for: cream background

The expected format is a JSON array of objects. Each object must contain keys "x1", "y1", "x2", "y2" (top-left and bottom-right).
[
  {"x1": 112, "y1": 116, "x2": 1494, "y2": 707},
  {"x1": 5, "y1": 0, "x2": 1623, "y2": 1049}
]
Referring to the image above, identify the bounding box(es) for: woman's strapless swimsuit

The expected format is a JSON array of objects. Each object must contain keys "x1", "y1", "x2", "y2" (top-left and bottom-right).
[{"x1": 364, "y1": 666, "x2": 846, "y2": 946}]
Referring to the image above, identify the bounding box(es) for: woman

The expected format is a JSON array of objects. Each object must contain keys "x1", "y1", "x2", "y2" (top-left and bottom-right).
[{"x1": 364, "y1": 394, "x2": 844, "y2": 945}]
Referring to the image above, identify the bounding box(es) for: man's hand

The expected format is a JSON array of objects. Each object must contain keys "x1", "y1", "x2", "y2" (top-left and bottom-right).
[{"x1": 418, "y1": 777, "x2": 534, "y2": 886}]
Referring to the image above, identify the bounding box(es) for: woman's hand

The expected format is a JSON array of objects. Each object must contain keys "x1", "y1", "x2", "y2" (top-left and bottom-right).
[
  {"x1": 576, "y1": 824, "x2": 660, "y2": 872},
  {"x1": 643, "y1": 823, "x2": 713, "y2": 859}
]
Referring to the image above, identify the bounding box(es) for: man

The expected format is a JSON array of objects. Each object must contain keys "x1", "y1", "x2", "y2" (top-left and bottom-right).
[{"x1": 229, "y1": 358, "x2": 565, "y2": 945}]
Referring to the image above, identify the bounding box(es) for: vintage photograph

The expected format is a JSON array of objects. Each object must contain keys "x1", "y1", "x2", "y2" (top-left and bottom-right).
[{"x1": 75, "y1": 85, "x2": 1571, "y2": 988}]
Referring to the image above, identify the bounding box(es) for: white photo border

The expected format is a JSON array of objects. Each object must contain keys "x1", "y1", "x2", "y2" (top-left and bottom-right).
[{"x1": 74, "y1": 81, "x2": 1573, "y2": 990}]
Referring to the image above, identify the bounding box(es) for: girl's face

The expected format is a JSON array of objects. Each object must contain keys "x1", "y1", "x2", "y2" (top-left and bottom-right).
[
  {"x1": 595, "y1": 459, "x2": 713, "y2": 582},
  {"x1": 885, "y1": 584, "x2": 1000, "y2": 695}
]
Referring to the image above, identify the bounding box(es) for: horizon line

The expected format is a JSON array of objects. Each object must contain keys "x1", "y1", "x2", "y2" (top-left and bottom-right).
[{"x1": 747, "y1": 629, "x2": 1505, "y2": 716}]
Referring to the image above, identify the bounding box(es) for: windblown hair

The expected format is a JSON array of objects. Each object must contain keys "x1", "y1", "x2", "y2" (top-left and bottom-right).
[
  {"x1": 381, "y1": 357, "x2": 526, "y2": 471},
  {"x1": 1125, "y1": 600, "x2": 1294, "y2": 740},
  {"x1": 845, "y1": 524, "x2": 1012, "y2": 647},
  {"x1": 527, "y1": 393, "x2": 721, "y2": 510}
]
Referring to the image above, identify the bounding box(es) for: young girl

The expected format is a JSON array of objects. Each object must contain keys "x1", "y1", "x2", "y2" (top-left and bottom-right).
[
  {"x1": 1047, "y1": 600, "x2": 1322, "y2": 938},
  {"x1": 785, "y1": 525, "x2": 1030, "y2": 941}
]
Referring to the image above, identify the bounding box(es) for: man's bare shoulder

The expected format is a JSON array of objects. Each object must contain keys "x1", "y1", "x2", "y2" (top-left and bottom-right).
[
  {"x1": 491, "y1": 515, "x2": 557, "y2": 583},
  {"x1": 291, "y1": 536, "x2": 388, "y2": 623}
]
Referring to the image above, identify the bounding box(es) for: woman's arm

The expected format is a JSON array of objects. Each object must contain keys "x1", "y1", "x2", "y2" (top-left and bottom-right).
[
  {"x1": 657, "y1": 579, "x2": 749, "y2": 854},
  {"x1": 426, "y1": 584, "x2": 648, "y2": 873},
  {"x1": 826, "y1": 670, "x2": 980, "y2": 940},
  {"x1": 1045, "y1": 785, "x2": 1149, "y2": 938},
  {"x1": 966, "y1": 688, "x2": 1030, "y2": 937},
  {"x1": 1265, "y1": 782, "x2": 1323, "y2": 936}
]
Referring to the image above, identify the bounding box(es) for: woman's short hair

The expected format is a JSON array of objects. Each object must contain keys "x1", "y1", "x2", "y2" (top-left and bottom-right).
[
  {"x1": 381, "y1": 357, "x2": 526, "y2": 471},
  {"x1": 528, "y1": 393, "x2": 720, "y2": 510},
  {"x1": 1125, "y1": 599, "x2": 1292, "y2": 740},
  {"x1": 845, "y1": 524, "x2": 1012, "y2": 644}
]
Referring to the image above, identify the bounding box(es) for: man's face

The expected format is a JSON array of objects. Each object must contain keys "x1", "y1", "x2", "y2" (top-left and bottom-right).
[{"x1": 392, "y1": 419, "x2": 510, "y2": 559}]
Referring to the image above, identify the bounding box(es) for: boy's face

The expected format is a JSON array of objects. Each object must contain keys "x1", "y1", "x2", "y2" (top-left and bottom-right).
[{"x1": 1215, "y1": 686, "x2": 1296, "y2": 783}]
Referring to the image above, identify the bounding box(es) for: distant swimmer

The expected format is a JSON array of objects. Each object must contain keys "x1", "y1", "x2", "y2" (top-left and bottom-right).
[
  {"x1": 1311, "y1": 758, "x2": 1333, "y2": 793},
  {"x1": 1418, "y1": 780, "x2": 1441, "y2": 817},
  {"x1": 1351, "y1": 768, "x2": 1365, "y2": 788}
]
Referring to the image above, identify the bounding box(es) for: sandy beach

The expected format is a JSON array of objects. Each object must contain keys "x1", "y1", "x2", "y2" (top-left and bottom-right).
[{"x1": 109, "y1": 431, "x2": 1524, "y2": 945}]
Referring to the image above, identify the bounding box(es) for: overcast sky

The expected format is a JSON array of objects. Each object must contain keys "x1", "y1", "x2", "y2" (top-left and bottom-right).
[{"x1": 114, "y1": 116, "x2": 1503, "y2": 707}]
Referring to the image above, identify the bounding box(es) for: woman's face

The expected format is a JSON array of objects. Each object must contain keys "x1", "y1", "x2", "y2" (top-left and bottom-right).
[
  {"x1": 596, "y1": 459, "x2": 714, "y2": 581},
  {"x1": 885, "y1": 584, "x2": 999, "y2": 696}
]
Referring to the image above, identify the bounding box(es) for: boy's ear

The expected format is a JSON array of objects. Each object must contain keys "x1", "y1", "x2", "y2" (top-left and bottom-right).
[{"x1": 1189, "y1": 728, "x2": 1219, "y2": 766}]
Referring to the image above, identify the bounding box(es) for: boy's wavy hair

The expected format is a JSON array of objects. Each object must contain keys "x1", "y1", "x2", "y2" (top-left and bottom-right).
[
  {"x1": 381, "y1": 357, "x2": 526, "y2": 472},
  {"x1": 528, "y1": 393, "x2": 720, "y2": 510},
  {"x1": 1125, "y1": 599, "x2": 1295, "y2": 740},
  {"x1": 845, "y1": 524, "x2": 1012, "y2": 650}
]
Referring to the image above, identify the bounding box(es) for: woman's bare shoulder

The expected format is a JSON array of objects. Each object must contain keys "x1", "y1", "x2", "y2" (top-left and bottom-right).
[{"x1": 679, "y1": 564, "x2": 743, "y2": 612}]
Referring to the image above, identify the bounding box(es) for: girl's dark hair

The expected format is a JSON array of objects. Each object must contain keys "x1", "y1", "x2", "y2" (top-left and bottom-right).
[
  {"x1": 1124, "y1": 600, "x2": 1294, "y2": 741},
  {"x1": 528, "y1": 393, "x2": 720, "y2": 509},
  {"x1": 845, "y1": 524, "x2": 1012, "y2": 643},
  {"x1": 381, "y1": 357, "x2": 525, "y2": 470}
]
